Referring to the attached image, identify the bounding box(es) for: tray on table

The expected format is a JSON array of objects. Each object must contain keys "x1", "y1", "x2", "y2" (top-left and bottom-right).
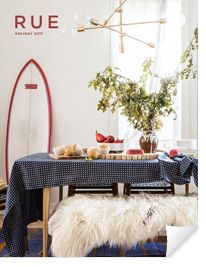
[
  {"x1": 98, "y1": 153, "x2": 160, "y2": 160},
  {"x1": 49, "y1": 153, "x2": 160, "y2": 160},
  {"x1": 49, "y1": 154, "x2": 87, "y2": 160}
]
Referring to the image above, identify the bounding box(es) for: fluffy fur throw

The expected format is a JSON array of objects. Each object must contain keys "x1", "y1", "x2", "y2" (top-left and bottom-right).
[{"x1": 48, "y1": 194, "x2": 197, "y2": 257}]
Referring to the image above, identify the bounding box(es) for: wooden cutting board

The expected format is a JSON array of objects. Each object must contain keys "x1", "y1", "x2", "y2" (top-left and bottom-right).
[
  {"x1": 49, "y1": 153, "x2": 160, "y2": 160},
  {"x1": 98, "y1": 153, "x2": 159, "y2": 160},
  {"x1": 49, "y1": 154, "x2": 87, "y2": 160}
]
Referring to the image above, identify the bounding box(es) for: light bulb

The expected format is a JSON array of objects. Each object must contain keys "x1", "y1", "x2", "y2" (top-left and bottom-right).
[
  {"x1": 73, "y1": 10, "x2": 91, "y2": 26},
  {"x1": 85, "y1": 15, "x2": 93, "y2": 26}
]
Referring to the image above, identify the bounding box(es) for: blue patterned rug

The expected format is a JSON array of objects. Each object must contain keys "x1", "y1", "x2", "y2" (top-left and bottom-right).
[{"x1": 0, "y1": 229, "x2": 167, "y2": 257}]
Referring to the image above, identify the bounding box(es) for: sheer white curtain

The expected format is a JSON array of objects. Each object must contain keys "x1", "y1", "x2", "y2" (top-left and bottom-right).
[{"x1": 111, "y1": 0, "x2": 182, "y2": 148}]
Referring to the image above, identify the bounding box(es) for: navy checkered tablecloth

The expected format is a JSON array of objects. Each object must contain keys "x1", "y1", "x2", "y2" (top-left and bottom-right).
[
  {"x1": 158, "y1": 153, "x2": 198, "y2": 186},
  {"x1": 2, "y1": 152, "x2": 198, "y2": 257}
]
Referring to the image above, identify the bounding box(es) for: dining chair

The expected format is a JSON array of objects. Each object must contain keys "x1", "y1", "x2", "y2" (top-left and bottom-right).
[
  {"x1": 58, "y1": 183, "x2": 118, "y2": 201},
  {"x1": 124, "y1": 181, "x2": 175, "y2": 196},
  {"x1": 67, "y1": 183, "x2": 118, "y2": 197}
]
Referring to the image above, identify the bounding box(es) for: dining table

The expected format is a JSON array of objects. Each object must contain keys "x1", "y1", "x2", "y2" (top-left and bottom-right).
[{"x1": 2, "y1": 152, "x2": 198, "y2": 257}]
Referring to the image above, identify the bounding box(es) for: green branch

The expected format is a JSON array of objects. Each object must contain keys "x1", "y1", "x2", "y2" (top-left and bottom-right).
[{"x1": 88, "y1": 28, "x2": 198, "y2": 132}]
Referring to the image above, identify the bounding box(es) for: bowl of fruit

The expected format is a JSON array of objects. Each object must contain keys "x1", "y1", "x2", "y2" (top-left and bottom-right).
[{"x1": 96, "y1": 130, "x2": 124, "y2": 152}]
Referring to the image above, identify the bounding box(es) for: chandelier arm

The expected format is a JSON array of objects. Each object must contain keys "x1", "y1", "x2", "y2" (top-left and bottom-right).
[
  {"x1": 92, "y1": 20, "x2": 155, "y2": 48},
  {"x1": 77, "y1": 19, "x2": 167, "y2": 32},
  {"x1": 125, "y1": 33, "x2": 155, "y2": 48},
  {"x1": 104, "y1": 0, "x2": 127, "y2": 25}
]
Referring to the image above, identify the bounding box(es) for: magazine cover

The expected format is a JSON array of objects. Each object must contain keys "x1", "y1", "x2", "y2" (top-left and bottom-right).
[{"x1": 0, "y1": 0, "x2": 198, "y2": 259}]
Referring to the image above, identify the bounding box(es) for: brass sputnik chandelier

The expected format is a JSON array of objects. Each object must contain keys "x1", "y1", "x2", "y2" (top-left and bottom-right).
[{"x1": 77, "y1": 0, "x2": 167, "y2": 53}]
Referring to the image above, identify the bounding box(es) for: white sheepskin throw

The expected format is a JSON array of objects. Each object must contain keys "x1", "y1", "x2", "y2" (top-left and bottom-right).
[{"x1": 48, "y1": 194, "x2": 197, "y2": 257}]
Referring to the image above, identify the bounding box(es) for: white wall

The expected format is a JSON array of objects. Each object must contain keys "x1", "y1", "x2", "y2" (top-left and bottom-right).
[
  {"x1": 0, "y1": 0, "x2": 197, "y2": 205},
  {"x1": 181, "y1": 0, "x2": 198, "y2": 139},
  {"x1": 0, "y1": 0, "x2": 112, "y2": 203}
]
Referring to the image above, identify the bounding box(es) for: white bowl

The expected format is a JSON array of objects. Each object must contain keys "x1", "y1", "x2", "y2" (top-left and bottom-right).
[
  {"x1": 97, "y1": 143, "x2": 110, "y2": 154},
  {"x1": 98, "y1": 148, "x2": 110, "y2": 154}
]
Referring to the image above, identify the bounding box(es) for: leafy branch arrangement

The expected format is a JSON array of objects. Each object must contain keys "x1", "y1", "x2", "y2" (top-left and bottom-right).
[{"x1": 89, "y1": 28, "x2": 198, "y2": 133}]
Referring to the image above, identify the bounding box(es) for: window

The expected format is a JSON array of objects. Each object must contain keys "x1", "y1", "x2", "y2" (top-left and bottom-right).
[{"x1": 111, "y1": 0, "x2": 182, "y2": 148}]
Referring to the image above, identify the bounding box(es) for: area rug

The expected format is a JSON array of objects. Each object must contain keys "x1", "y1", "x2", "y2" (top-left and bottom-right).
[
  {"x1": 0, "y1": 228, "x2": 166, "y2": 257},
  {"x1": 0, "y1": 228, "x2": 43, "y2": 257}
]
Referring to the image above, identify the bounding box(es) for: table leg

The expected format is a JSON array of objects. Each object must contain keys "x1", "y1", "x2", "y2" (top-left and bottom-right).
[
  {"x1": 43, "y1": 187, "x2": 51, "y2": 257},
  {"x1": 59, "y1": 186, "x2": 63, "y2": 201},
  {"x1": 124, "y1": 183, "x2": 131, "y2": 196},
  {"x1": 113, "y1": 183, "x2": 118, "y2": 196},
  {"x1": 171, "y1": 183, "x2": 175, "y2": 194},
  {"x1": 185, "y1": 184, "x2": 189, "y2": 196}
]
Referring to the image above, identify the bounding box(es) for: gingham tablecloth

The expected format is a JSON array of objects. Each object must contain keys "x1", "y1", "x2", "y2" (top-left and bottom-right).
[
  {"x1": 158, "y1": 153, "x2": 198, "y2": 186},
  {"x1": 2, "y1": 152, "x2": 198, "y2": 257}
]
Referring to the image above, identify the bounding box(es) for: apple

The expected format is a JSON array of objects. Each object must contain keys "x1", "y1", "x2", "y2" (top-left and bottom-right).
[
  {"x1": 87, "y1": 147, "x2": 99, "y2": 159},
  {"x1": 127, "y1": 149, "x2": 144, "y2": 155},
  {"x1": 65, "y1": 146, "x2": 74, "y2": 156},
  {"x1": 169, "y1": 149, "x2": 180, "y2": 158}
]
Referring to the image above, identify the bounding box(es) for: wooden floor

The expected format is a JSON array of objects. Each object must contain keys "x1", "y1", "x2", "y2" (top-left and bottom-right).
[{"x1": 0, "y1": 214, "x2": 2, "y2": 228}]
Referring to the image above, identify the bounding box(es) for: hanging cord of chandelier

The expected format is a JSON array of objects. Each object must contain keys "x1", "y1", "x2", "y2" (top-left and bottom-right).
[
  {"x1": 90, "y1": 19, "x2": 155, "y2": 48},
  {"x1": 119, "y1": 0, "x2": 124, "y2": 52},
  {"x1": 104, "y1": 0, "x2": 128, "y2": 25}
]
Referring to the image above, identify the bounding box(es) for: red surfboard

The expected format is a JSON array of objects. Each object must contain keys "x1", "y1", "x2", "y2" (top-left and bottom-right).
[{"x1": 5, "y1": 59, "x2": 53, "y2": 183}]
